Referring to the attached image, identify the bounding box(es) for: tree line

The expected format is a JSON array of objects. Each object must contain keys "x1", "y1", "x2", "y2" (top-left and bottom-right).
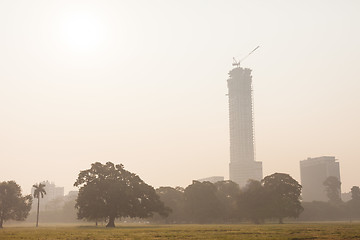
[
  {"x1": 153, "y1": 173, "x2": 303, "y2": 224},
  {"x1": 299, "y1": 182, "x2": 360, "y2": 222},
  {"x1": 1, "y1": 161, "x2": 359, "y2": 228}
]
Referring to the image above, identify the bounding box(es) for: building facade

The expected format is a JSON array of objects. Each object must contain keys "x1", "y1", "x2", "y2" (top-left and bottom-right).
[
  {"x1": 227, "y1": 66, "x2": 262, "y2": 187},
  {"x1": 300, "y1": 156, "x2": 341, "y2": 202}
]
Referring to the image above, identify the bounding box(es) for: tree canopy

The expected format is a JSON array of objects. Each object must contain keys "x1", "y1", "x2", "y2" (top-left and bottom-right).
[
  {"x1": 347, "y1": 186, "x2": 360, "y2": 219},
  {"x1": 214, "y1": 180, "x2": 241, "y2": 222},
  {"x1": 155, "y1": 187, "x2": 184, "y2": 223},
  {"x1": 184, "y1": 181, "x2": 221, "y2": 223},
  {"x1": 238, "y1": 180, "x2": 268, "y2": 224},
  {"x1": 74, "y1": 162, "x2": 169, "y2": 227},
  {"x1": 33, "y1": 183, "x2": 46, "y2": 199},
  {"x1": 0, "y1": 181, "x2": 32, "y2": 228},
  {"x1": 262, "y1": 173, "x2": 303, "y2": 223}
]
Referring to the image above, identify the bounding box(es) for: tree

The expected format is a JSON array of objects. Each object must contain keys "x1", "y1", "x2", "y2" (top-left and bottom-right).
[
  {"x1": 155, "y1": 187, "x2": 184, "y2": 223},
  {"x1": 262, "y1": 173, "x2": 303, "y2": 223},
  {"x1": 238, "y1": 180, "x2": 268, "y2": 224},
  {"x1": 0, "y1": 181, "x2": 32, "y2": 228},
  {"x1": 350, "y1": 186, "x2": 360, "y2": 201},
  {"x1": 347, "y1": 186, "x2": 360, "y2": 220},
  {"x1": 75, "y1": 181, "x2": 106, "y2": 225},
  {"x1": 74, "y1": 162, "x2": 169, "y2": 227},
  {"x1": 214, "y1": 180, "x2": 241, "y2": 222},
  {"x1": 183, "y1": 181, "x2": 221, "y2": 223},
  {"x1": 323, "y1": 176, "x2": 342, "y2": 204},
  {"x1": 33, "y1": 183, "x2": 47, "y2": 227},
  {"x1": 299, "y1": 201, "x2": 347, "y2": 221}
]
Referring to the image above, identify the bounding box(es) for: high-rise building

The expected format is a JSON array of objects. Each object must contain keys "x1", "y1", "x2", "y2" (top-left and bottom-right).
[
  {"x1": 227, "y1": 66, "x2": 262, "y2": 187},
  {"x1": 300, "y1": 156, "x2": 341, "y2": 202}
]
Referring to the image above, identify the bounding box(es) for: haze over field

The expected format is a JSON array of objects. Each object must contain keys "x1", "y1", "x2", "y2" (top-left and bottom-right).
[{"x1": 0, "y1": 0, "x2": 359, "y2": 194}]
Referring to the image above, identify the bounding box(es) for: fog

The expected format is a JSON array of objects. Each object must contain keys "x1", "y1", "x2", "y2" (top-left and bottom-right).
[{"x1": 0, "y1": 0, "x2": 359, "y2": 195}]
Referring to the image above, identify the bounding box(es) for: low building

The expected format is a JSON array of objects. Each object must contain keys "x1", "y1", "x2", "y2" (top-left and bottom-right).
[{"x1": 300, "y1": 156, "x2": 341, "y2": 202}]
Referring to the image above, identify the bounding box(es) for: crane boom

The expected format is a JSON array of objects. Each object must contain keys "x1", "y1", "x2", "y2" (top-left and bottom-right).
[
  {"x1": 233, "y1": 46, "x2": 260, "y2": 68},
  {"x1": 240, "y1": 46, "x2": 260, "y2": 62}
]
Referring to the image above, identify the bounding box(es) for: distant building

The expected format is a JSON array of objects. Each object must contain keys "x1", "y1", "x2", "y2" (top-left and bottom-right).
[
  {"x1": 300, "y1": 156, "x2": 341, "y2": 202},
  {"x1": 197, "y1": 176, "x2": 224, "y2": 183},
  {"x1": 227, "y1": 65, "x2": 262, "y2": 187},
  {"x1": 31, "y1": 181, "x2": 64, "y2": 211}
]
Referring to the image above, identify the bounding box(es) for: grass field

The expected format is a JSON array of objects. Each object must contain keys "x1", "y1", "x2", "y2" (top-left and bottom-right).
[{"x1": 1, "y1": 223, "x2": 360, "y2": 240}]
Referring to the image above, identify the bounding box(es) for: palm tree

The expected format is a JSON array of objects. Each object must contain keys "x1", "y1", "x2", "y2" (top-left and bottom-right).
[{"x1": 33, "y1": 183, "x2": 46, "y2": 227}]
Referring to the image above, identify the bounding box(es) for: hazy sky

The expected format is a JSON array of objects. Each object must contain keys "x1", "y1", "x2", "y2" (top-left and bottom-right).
[{"x1": 1, "y1": 0, "x2": 359, "y2": 194}]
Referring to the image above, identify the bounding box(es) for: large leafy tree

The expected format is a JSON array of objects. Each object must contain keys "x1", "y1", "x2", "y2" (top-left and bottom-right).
[
  {"x1": 184, "y1": 181, "x2": 221, "y2": 223},
  {"x1": 262, "y1": 173, "x2": 303, "y2": 223},
  {"x1": 214, "y1": 180, "x2": 241, "y2": 222},
  {"x1": 75, "y1": 182, "x2": 106, "y2": 225},
  {"x1": 155, "y1": 187, "x2": 184, "y2": 223},
  {"x1": 33, "y1": 183, "x2": 46, "y2": 227},
  {"x1": 74, "y1": 162, "x2": 169, "y2": 227},
  {"x1": 0, "y1": 181, "x2": 32, "y2": 228},
  {"x1": 238, "y1": 180, "x2": 268, "y2": 224},
  {"x1": 347, "y1": 186, "x2": 360, "y2": 219}
]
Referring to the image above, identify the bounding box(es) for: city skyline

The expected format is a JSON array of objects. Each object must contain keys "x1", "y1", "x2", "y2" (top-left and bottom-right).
[{"x1": 1, "y1": 0, "x2": 359, "y2": 194}]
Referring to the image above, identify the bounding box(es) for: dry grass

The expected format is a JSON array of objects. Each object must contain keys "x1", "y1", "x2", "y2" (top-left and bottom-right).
[{"x1": 1, "y1": 222, "x2": 360, "y2": 240}]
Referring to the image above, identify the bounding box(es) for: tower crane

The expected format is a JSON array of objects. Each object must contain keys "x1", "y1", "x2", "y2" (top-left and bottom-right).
[{"x1": 232, "y1": 46, "x2": 260, "y2": 67}]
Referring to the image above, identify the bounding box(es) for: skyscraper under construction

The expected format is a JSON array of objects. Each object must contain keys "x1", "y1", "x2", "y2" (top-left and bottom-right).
[{"x1": 227, "y1": 64, "x2": 262, "y2": 187}]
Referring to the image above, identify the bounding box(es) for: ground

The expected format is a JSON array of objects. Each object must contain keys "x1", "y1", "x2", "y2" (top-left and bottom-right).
[{"x1": 1, "y1": 223, "x2": 360, "y2": 240}]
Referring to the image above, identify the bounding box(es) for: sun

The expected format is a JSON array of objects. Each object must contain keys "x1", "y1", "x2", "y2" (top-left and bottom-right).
[{"x1": 60, "y1": 12, "x2": 104, "y2": 51}]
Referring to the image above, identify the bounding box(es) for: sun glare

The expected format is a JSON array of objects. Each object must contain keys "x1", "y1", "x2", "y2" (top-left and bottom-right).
[{"x1": 60, "y1": 12, "x2": 104, "y2": 51}]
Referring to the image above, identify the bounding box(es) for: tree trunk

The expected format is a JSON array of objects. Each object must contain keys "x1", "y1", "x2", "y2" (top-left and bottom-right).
[
  {"x1": 106, "y1": 215, "x2": 115, "y2": 228},
  {"x1": 0, "y1": 217, "x2": 3, "y2": 228},
  {"x1": 278, "y1": 217, "x2": 283, "y2": 224},
  {"x1": 36, "y1": 197, "x2": 40, "y2": 227}
]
